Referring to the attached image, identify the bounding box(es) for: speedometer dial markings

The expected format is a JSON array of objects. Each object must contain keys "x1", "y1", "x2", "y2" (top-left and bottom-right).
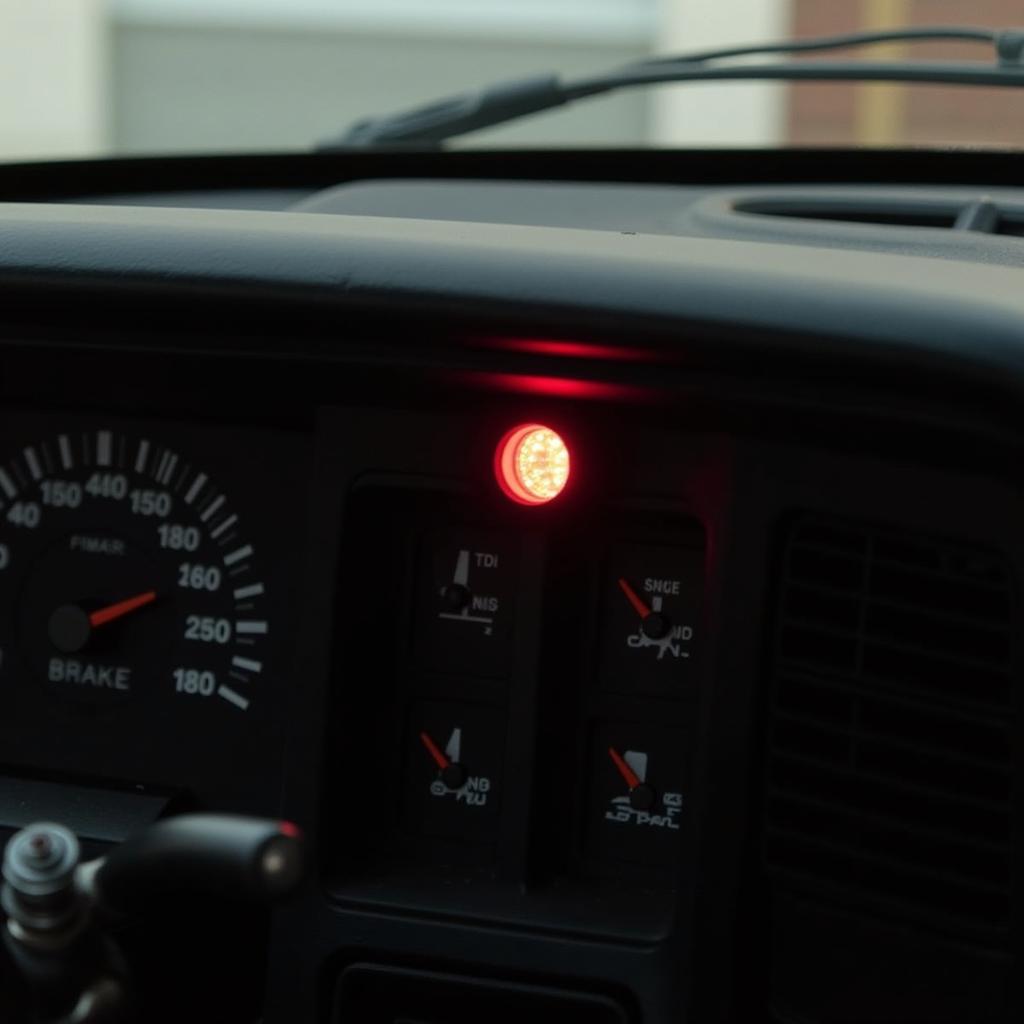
[
  {"x1": 210, "y1": 514, "x2": 238, "y2": 540},
  {"x1": 236, "y1": 620, "x2": 268, "y2": 635},
  {"x1": 0, "y1": 469, "x2": 17, "y2": 500},
  {"x1": 97, "y1": 430, "x2": 113, "y2": 466},
  {"x1": 224, "y1": 545, "x2": 252, "y2": 567},
  {"x1": 155, "y1": 451, "x2": 177, "y2": 486},
  {"x1": 216, "y1": 685, "x2": 250, "y2": 711},
  {"x1": 185, "y1": 473, "x2": 207, "y2": 505},
  {"x1": 134, "y1": 439, "x2": 150, "y2": 474},
  {"x1": 58, "y1": 435, "x2": 73, "y2": 470},
  {"x1": 201, "y1": 495, "x2": 225, "y2": 522},
  {"x1": 24, "y1": 447, "x2": 43, "y2": 481},
  {"x1": 0, "y1": 428, "x2": 268, "y2": 714}
]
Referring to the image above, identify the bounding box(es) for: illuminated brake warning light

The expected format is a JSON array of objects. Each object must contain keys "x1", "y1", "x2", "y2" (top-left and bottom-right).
[{"x1": 495, "y1": 423, "x2": 570, "y2": 505}]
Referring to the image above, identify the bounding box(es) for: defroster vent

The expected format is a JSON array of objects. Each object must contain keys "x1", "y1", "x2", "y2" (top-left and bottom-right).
[{"x1": 766, "y1": 516, "x2": 1015, "y2": 944}]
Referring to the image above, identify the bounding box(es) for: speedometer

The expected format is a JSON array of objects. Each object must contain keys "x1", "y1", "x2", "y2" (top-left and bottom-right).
[{"x1": 0, "y1": 428, "x2": 268, "y2": 714}]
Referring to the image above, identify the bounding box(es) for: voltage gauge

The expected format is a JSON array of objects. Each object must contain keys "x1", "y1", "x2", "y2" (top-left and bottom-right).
[
  {"x1": 0, "y1": 429, "x2": 269, "y2": 714},
  {"x1": 599, "y1": 542, "x2": 703, "y2": 696},
  {"x1": 585, "y1": 721, "x2": 688, "y2": 868}
]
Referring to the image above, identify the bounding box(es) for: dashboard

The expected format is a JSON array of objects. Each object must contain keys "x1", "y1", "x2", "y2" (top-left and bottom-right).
[{"x1": 0, "y1": 147, "x2": 1022, "y2": 1023}]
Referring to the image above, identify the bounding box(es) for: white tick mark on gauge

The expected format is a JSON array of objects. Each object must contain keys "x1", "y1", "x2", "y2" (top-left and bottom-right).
[
  {"x1": 210, "y1": 514, "x2": 238, "y2": 540},
  {"x1": 0, "y1": 470, "x2": 17, "y2": 500},
  {"x1": 201, "y1": 495, "x2": 226, "y2": 522},
  {"x1": 184, "y1": 473, "x2": 207, "y2": 505},
  {"x1": 156, "y1": 452, "x2": 178, "y2": 485},
  {"x1": 23, "y1": 447, "x2": 42, "y2": 481},
  {"x1": 216, "y1": 685, "x2": 250, "y2": 711},
  {"x1": 97, "y1": 430, "x2": 112, "y2": 467},
  {"x1": 134, "y1": 439, "x2": 150, "y2": 474},
  {"x1": 232, "y1": 656, "x2": 262, "y2": 673},
  {"x1": 224, "y1": 544, "x2": 253, "y2": 567},
  {"x1": 235, "y1": 620, "x2": 268, "y2": 635},
  {"x1": 233, "y1": 583, "x2": 264, "y2": 601},
  {"x1": 58, "y1": 435, "x2": 73, "y2": 470}
]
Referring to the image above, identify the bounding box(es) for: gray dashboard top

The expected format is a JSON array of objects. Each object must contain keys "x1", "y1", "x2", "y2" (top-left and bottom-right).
[
  {"x1": 1, "y1": 200, "x2": 1023, "y2": 401},
  {"x1": 65, "y1": 178, "x2": 1024, "y2": 268}
]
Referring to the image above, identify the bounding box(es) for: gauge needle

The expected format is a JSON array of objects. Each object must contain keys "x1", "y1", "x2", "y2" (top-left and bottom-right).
[
  {"x1": 617, "y1": 577, "x2": 651, "y2": 620},
  {"x1": 608, "y1": 746, "x2": 641, "y2": 791},
  {"x1": 88, "y1": 590, "x2": 158, "y2": 629},
  {"x1": 419, "y1": 731, "x2": 451, "y2": 771}
]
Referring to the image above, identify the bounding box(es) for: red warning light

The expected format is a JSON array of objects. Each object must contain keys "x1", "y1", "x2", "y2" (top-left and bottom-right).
[{"x1": 495, "y1": 424, "x2": 570, "y2": 505}]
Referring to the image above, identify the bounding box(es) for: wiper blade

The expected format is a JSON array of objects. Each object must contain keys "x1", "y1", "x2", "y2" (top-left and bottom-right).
[{"x1": 320, "y1": 25, "x2": 1024, "y2": 150}]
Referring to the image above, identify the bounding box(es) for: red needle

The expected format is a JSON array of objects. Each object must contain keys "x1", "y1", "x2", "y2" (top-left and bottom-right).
[
  {"x1": 419, "y1": 731, "x2": 450, "y2": 772},
  {"x1": 617, "y1": 577, "x2": 651, "y2": 620},
  {"x1": 88, "y1": 590, "x2": 158, "y2": 628},
  {"x1": 608, "y1": 746, "x2": 641, "y2": 791}
]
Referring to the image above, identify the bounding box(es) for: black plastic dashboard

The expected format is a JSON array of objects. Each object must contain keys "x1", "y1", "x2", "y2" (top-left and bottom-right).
[{"x1": 0, "y1": 148, "x2": 1022, "y2": 1024}]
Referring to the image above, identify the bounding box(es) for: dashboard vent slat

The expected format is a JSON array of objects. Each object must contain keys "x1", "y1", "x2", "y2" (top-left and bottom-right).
[{"x1": 765, "y1": 516, "x2": 1015, "y2": 941}]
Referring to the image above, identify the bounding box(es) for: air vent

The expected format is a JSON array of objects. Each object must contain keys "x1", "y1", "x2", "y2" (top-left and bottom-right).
[
  {"x1": 765, "y1": 516, "x2": 1015, "y2": 944},
  {"x1": 735, "y1": 195, "x2": 1024, "y2": 236}
]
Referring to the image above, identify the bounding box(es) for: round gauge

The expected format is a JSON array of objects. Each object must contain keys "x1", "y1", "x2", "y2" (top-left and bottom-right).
[{"x1": 0, "y1": 429, "x2": 267, "y2": 714}]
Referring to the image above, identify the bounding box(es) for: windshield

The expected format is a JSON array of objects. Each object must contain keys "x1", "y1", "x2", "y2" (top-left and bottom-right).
[{"x1": 1, "y1": 0, "x2": 1020, "y2": 160}]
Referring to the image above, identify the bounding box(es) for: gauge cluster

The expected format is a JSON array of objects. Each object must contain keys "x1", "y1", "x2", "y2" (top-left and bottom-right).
[
  {"x1": 325, "y1": 409, "x2": 708, "y2": 935},
  {"x1": 0, "y1": 400, "x2": 715, "y2": 984},
  {"x1": 0, "y1": 414, "x2": 306, "y2": 816}
]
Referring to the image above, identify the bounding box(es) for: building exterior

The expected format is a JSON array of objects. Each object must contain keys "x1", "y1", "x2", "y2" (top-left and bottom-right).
[{"x1": 0, "y1": 1, "x2": 1019, "y2": 161}]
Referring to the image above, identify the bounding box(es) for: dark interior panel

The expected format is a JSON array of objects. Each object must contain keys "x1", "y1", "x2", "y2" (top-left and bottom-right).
[{"x1": 0, "y1": 148, "x2": 1021, "y2": 1023}]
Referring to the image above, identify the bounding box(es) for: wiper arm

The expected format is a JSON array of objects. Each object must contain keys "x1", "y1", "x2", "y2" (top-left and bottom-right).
[{"x1": 320, "y1": 25, "x2": 1024, "y2": 150}]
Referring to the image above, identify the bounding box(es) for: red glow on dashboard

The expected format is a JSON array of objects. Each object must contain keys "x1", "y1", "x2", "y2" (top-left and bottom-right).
[
  {"x1": 491, "y1": 338, "x2": 649, "y2": 361},
  {"x1": 465, "y1": 372, "x2": 647, "y2": 402},
  {"x1": 495, "y1": 424, "x2": 570, "y2": 505}
]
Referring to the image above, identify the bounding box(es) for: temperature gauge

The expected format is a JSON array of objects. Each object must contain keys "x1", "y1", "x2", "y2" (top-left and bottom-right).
[
  {"x1": 586, "y1": 721, "x2": 687, "y2": 867},
  {"x1": 414, "y1": 530, "x2": 517, "y2": 678},
  {"x1": 599, "y1": 542, "x2": 702, "y2": 696},
  {"x1": 403, "y1": 699, "x2": 503, "y2": 843}
]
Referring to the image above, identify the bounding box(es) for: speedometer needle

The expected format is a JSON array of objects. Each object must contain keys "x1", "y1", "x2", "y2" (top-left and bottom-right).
[{"x1": 89, "y1": 590, "x2": 158, "y2": 628}]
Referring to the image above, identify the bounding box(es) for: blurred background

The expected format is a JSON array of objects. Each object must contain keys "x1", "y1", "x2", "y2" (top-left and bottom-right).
[{"x1": 0, "y1": 0, "x2": 1021, "y2": 161}]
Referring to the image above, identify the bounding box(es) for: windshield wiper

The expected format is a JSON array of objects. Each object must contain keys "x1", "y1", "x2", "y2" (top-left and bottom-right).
[{"x1": 320, "y1": 25, "x2": 1024, "y2": 150}]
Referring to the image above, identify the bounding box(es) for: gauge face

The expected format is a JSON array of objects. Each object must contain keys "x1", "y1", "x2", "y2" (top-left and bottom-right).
[
  {"x1": 0, "y1": 429, "x2": 267, "y2": 715},
  {"x1": 403, "y1": 699, "x2": 503, "y2": 843},
  {"x1": 599, "y1": 542, "x2": 703, "y2": 696},
  {"x1": 413, "y1": 529, "x2": 517, "y2": 678},
  {"x1": 585, "y1": 720, "x2": 688, "y2": 867}
]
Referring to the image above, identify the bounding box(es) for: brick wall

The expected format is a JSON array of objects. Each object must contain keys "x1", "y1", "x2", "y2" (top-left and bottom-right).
[{"x1": 787, "y1": 0, "x2": 1024, "y2": 146}]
